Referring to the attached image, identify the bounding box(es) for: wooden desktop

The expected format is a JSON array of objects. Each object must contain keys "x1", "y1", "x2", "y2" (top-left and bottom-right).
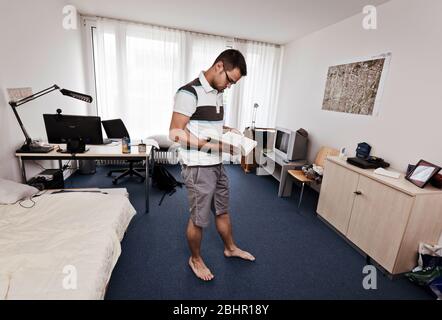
[{"x1": 15, "y1": 141, "x2": 154, "y2": 213}]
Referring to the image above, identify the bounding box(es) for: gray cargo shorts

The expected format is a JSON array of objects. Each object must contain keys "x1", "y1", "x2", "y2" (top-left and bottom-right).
[{"x1": 181, "y1": 164, "x2": 229, "y2": 228}]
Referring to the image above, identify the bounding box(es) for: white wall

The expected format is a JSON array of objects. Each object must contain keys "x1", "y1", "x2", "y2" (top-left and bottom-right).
[
  {"x1": 0, "y1": 0, "x2": 88, "y2": 181},
  {"x1": 276, "y1": 0, "x2": 442, "y2": 172}
]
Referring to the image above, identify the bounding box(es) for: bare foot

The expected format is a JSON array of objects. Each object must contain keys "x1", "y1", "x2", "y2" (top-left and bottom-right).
[
  {"x1": 188, "y1": 257, "x2": 214, "y2": 281},
  {"x1": 224, "y1": 247, "x2": 255, "y2": 261}
]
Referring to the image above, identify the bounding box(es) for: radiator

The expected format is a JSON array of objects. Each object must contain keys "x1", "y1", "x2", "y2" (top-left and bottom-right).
[
  {"x1": 96, "y1": 149, "x2": 179, "y2": 166},
  {"x1": 96, "y1": 160, "x2": 127, "y2": 166},
  {"x1": 154, "y1": 148, "x2": 179, "y2": 164}
]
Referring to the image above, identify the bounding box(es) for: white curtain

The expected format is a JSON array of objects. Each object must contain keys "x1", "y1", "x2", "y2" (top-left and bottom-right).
[
  {"x1": 225, "y1": 40, "x2": 282, "y2": 131},
  {"x1": 95, "y1": 19, "x2": 186, "y2": 140},
  {"x1": 93, "y1": 17, "x2": 282, "y2": 140},
  {"x1": 185, "y1": 33, "x2": 228, "y2": 82}
]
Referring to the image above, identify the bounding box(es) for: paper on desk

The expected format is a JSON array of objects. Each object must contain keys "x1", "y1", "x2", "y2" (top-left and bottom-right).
[
  {"x1": 7, "y1": 87, "x2": 33, "y2": 101},
  {"x1": 221, "y1": 131, "x2": 257, "y2": 156}
]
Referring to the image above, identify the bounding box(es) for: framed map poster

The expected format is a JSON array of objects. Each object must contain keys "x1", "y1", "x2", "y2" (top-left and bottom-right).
[{"x1": 322, "y1": 53, "x2": 391, "y2": 116}]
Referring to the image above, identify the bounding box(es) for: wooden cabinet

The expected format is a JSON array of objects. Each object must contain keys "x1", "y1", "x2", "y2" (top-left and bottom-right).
[
  {"x1": 316, "y1": 160, "x2": 359, "y2": 234},
  {"x1": 347, "y1": 175, "x2": 414, "y2": 272},
  {"x1": 317, "y1": 156, "x2": 442, "y2": 274}
]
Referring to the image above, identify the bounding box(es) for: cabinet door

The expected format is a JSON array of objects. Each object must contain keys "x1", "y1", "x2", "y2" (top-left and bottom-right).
[
  {"x1": 317, "y1": 160, "x2": 360, "y2": 234},
  {"x1": 347, "y1": 175, "x2": 413, "y2": 273}
]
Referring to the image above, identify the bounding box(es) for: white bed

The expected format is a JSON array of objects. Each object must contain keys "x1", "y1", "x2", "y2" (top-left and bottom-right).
[{"x1": 0, "y1": 189, "x2": 136, "y2": 300}]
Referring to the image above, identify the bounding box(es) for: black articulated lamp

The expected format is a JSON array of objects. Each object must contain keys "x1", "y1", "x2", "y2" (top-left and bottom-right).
[{"x1": 8, "y1": 84, "x2": 93, "y2": 153}]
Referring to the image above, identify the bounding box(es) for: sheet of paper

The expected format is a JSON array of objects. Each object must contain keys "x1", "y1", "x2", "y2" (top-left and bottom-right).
[
  {"x1": 7, "y1": 87, "x2": 33, "y2": 102},
  {"x1": 222, "y1": 131, "x2": 257, "y2": 156}
]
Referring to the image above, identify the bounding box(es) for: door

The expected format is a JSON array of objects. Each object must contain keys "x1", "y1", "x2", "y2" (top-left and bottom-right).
[
  {"x1": 347, "y1": 175, "x2": 413, "y2": 273},
  {"x1": 317, "y1": 160, "x2": 360, "y2": 234}
]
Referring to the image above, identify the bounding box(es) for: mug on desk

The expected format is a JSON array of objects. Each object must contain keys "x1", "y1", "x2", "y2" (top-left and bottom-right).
[{"x1": 138, "y1": 140, "x2": 147, "y2": 154}]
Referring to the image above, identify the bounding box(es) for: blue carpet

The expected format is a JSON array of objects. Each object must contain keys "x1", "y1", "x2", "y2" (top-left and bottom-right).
[{"x1": 67, "y1": 164, "x2": 433, "y2": 300}]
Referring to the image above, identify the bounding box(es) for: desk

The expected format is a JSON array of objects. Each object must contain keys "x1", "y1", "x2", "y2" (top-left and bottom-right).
[
  {"x1": 241, "y1": 127, "x2": 276, "y2": 173},
  {"x1": 16, "y1": 142, "x2": 154, "y2": 213},
  {"x1": 256, "y1": 151, "x2": 307, "y2": 197}
]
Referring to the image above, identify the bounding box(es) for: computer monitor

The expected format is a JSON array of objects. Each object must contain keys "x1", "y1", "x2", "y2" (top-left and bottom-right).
[
  {"x1": 275, "y1": 127, "x2": 293, "y2": 160},
  {"x1": 43, "y1": 114, "x2": 106, "y2": 145},
  {"x1": 274, "y1": 127, "x2": 308, "y2": 162}
]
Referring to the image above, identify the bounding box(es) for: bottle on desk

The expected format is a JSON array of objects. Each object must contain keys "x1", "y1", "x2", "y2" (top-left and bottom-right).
[{"x1": 122, "y1": 137, "x2": 131, "y2": 154}]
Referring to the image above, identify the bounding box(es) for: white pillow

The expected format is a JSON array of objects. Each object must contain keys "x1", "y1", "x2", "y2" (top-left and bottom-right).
[
  {"x1": 0, "y1": 178, "x2": 39, "y2": 204},
  {"x1": 147, "y1": 135, "x2": 180, "y2": 149}
]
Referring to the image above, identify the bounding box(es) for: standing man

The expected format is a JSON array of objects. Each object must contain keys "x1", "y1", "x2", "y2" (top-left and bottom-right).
[{"x1": 169, "y1": 49, "x2": 255, "y2": 281}]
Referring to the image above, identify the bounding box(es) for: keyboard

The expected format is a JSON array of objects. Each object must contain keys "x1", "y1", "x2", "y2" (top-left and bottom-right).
[
  {"x1": 374, "y1": 168, "x2": 401, "y2": 179},
  {"x1": 17, "y1": 145, "x2": 55, "y2": 153}
]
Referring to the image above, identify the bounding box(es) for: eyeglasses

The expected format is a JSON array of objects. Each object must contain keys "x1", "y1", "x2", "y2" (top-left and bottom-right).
[{"x1": 224, "y1": 70, "x2": 237, "y2": 85}]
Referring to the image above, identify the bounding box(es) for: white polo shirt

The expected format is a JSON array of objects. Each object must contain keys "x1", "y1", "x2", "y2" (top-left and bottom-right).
[{"x1": 173, "y1": 72, "x2": 224, "y2": 166}]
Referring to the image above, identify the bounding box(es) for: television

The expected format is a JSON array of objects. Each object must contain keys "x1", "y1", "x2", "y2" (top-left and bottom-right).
[
  {"x1": 43, "y1": 114, "x2": 107, "y2": 145},
  {"x1": 274, "y1": 127, "x2": 308, "y2": 162}
]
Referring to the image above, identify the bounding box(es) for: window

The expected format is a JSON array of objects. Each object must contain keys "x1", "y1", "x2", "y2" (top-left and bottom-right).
[{"x1": 87, "y1": 17, "x2": 282, "y2": 140}]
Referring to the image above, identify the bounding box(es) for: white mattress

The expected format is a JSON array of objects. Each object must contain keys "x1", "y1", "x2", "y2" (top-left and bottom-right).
[{"x1": 0, "y1": 190, "x2": 136, "y2": 300}]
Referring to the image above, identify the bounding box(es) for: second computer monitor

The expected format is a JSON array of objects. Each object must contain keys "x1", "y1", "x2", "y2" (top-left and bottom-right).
[{"x1": 43, "y1": 114, "x2": 105, "y2": 145}]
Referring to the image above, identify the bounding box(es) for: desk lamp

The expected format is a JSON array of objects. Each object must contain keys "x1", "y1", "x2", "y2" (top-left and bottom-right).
[
  {"x1": 251, "y1": 103, "x2": 259, "y2": 130},
  {"x1": 8, "y1": 85, "x2": 93, "y2": 153}
]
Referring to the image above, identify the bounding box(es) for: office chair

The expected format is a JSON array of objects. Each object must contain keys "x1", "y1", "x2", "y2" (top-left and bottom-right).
[{"x1": 101, "y1": 119, "x2": 145, "y2": 184}]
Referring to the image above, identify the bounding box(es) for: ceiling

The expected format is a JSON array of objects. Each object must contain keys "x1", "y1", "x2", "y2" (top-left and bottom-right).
[{"x1": 70, "y1": 0, "x2": 391, "y2": 44}]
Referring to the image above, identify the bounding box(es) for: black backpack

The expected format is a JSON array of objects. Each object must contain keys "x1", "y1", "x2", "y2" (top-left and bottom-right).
[{"x1": 152, "y1": 164, "x2": 183, "y2": 205}]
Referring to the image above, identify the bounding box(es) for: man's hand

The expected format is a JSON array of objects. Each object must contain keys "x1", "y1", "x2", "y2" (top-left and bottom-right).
[
  {"x1": 223, "y1": 126, "x2": 242, "y2": 135},
  {"x1": 229, "y1": 128, "x2": 242, "y2": 135}
]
